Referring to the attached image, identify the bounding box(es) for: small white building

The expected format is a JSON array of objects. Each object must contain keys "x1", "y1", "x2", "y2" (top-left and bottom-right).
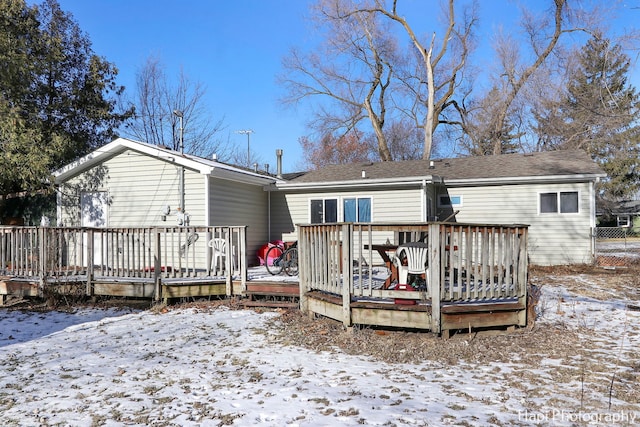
[{"x1": 53, "y1": 137, "x2": 277, "y2": 259}]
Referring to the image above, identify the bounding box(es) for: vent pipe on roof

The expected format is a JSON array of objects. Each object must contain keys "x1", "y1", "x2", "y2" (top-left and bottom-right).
[
  {"x1": 253, "y1": 162, "x2": 259, "y2": 173},
  {"x1": 276, "y1": 149, "x2": 283, "y2": 178},
  {"x1": 429, "y1": 160, "x2": 435, "y2": 169}
]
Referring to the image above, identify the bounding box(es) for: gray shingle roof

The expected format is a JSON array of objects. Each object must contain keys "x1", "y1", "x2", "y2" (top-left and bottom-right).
[{"x1": 287, "y1": 150, "x2": 605, "y2": 184}]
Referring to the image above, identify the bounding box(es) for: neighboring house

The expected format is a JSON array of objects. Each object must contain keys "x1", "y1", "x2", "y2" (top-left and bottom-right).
[
  {"x1": 609, "y1": 200, "x2": 640, "y2": 232},
  {"x1": 54, "y1": 138, "x2": 606, "y2": 266},
  {"x1": 270, "y1": 150, "x2": 606, "y2": 266}
]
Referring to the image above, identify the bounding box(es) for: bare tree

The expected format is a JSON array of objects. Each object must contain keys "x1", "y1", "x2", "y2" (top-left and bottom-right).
[
  {"x1": 281, "y1": 0, "x2": 476, "y2": 162},
  {"x1": 281, "y1": 0, "x2": 404, "y2": 162},
  {"x1": 363, "y1": 0, "x2": 477, "y2": 160},
  {"x1": 299, "y1": 130, "x2": 374, "y2": 170},
  {"x1": 452, "y1": 0, "x2": 606, "y2": 156},
  {"x1": 125, "y1": 56, "x2": 227, "y2": 158}
]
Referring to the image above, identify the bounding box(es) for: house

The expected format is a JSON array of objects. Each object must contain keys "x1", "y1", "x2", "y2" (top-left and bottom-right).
[
  {"x1": 54, "y1": 138, "x2": 605, "y2": 266},
  {"x1": 609, "y1": 200, "x2": 640, "y2": 232},
  {"x1": 269, "y1": 150, "x2": 606, "y2": 266}
]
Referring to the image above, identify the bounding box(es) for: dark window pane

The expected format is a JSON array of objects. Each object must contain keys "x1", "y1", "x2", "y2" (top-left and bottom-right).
[
  {"x1": 540, "y1": 193, "x2": 557, "y2": 213},
  {"x1": 439, "y1": 195, "x2": 451, "y2": 206},
  {"x1": 560, "y1": 192, "x2": 578, "y2": 213},
  {"x1": 310, "y1": 199, "x2": 323, "y2": 223},
  {"x1": 325, "y1": 199, "x2": 338, "y2": 223}
]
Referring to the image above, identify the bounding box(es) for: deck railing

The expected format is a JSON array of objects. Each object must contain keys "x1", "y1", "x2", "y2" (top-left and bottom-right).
[
  {"x1": 298, "y1": 222, "x2": 529, "y2": 332},
  {"x1": 0, "y1": 226, "x2": 246, "y2": 297}
]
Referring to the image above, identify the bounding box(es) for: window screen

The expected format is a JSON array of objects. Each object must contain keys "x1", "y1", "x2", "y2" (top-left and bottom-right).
[
  {"x1": 560, "y1": 192, "x2": 578, "y2": 213},
  {"x1": 540, "y1": 193, "x2": 558, "y2": 213},
  {"x1": 357, "y1": 198, "x2": 371, "y2": 222},
  {"x1": 310, "y1": 199, "x2": 324, "y2": 223},
  {"x1": 324, "y1": 199, "x2": 337, "y2": 223}
]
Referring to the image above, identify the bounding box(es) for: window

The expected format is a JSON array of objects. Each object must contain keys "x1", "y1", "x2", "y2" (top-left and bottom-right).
[
  {"x1": 617, "y1": 215, "x2": 630, "y2": 228},
  {"x1": 540, "y1": 191, "x2": 579, "y2": 214},
  {"x1": 438, "y1": 194, "x2": 462, "y2": 208},
  {"x1": 344, "y1": 197, "x2": 371, "y2": 222},
  {"x1": 560, "y1": 192, "x2": 579, "y2": 213},
  {"x1": 310, "y1": 198, "x2": 337, "y2": 223},
  {"x1": 311, "y1": 197, "x2": 371, "y2": 223},
  {"x1": 540, "y1": 193, "x2": 558, "y2": 213}
]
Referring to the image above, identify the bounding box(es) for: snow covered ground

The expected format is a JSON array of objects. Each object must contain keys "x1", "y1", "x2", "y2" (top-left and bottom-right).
[{"x1": 0, "y1": 269, "x2": 638, "y2": 426}]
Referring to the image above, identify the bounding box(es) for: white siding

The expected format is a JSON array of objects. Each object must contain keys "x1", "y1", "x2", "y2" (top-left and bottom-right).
[
  {"x1": 271, "y1": 187, "x2": 425, "y2": 242},
  {"x1": 209, "y1": 177, "x2": 269, "y2": 266},
  {"x1": 271, "y1": 180, "x2": 596, "y2": 266},
  {"x1": 58, "y1": 149, "x2": 205, "y2": 227},
  {"x1": 444, "y1": 182, "x2": 595, "y2": 265}
]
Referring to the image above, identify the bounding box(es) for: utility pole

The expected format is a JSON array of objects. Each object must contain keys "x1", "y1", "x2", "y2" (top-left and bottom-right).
[
  {"x1": 173, "y1": 110, "x2": 185, "y2": 215},
  {"x1": 235, "y1": 129, "x2": 254, "y2": 167}
]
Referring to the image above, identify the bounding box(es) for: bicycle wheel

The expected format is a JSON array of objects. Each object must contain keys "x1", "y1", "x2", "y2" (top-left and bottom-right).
[
  {"x1": 283, "y1": 247, "x2": 298, "y2": 276},
  {"x1": 265, "y1": 245, "x2": 284, "y2": 275}
]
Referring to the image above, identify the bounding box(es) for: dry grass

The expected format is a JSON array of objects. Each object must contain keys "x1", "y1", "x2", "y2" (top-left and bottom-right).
[{"x1": 259, "y1": 264, "x2": 640, "y2": 409}]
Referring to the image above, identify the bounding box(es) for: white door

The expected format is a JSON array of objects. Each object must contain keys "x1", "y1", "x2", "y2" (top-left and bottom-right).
[{"x1": 81, "y1": 192, "x2": 108, "y2": 267}]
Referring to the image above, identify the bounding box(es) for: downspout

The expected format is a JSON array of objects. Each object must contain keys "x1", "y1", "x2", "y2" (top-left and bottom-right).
[
  {"x1": 270, "y1": 149, "x2": 283, "y2": 240},
  {"x1": 55, "y1": 186, "x2": 62, "y2": 226},
  {"x1": 268, "y1": 187, "x2": 272, "y2": 241},
  {"x1": 204, "y1": 174, "x2": 211, "y2": 227},
  {"x1": 422, "y1": 179, "x2": 427, "y2": 222}
]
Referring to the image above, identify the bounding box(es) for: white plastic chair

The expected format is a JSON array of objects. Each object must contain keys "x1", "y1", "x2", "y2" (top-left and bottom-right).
[
  {"x1": 208, "y1": 238, "x2": 235, "y2": 274},
  {"x1": 394, "y1": 242, "x2": 429, "y2": 286}
]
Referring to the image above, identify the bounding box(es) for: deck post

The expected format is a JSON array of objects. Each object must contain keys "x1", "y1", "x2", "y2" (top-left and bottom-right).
[
  {"x1": 429, "y1": 223, "x2": 441, "y2": 334},
  {"x1": 517, "y1": 227, "x2": 529, "y2": 326},
  {"x1": 341, "y1": 223, "x2": 353, "y2": 327},
  {"x1": 224, "y1": 231, "x2": 233, "y2": 297},
  {"x1": 38, "y1": 227, "x2": 46, "y2": 297},
  {"x1": 86, "y1": 229, "x2": 94, "y2": 297},
  {"x1": 239, "y1": 227, "x2": 248, "y2": 295},
  {"x1": 153, "y1": 229, "x2": 161, "y2": 302},
  {"x1": 297, "y1": 225, "x2": 308, "y2": 316}
]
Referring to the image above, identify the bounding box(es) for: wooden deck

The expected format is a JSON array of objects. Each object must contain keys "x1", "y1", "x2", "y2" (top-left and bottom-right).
[
  {"x1": 1, "y1": 222, "x2": 530, "y2": 337},
  {"x1": 298, "y1": 222, "x2": 530, "y2": 337}
]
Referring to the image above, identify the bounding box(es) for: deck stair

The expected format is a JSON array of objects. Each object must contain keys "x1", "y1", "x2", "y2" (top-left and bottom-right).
[{"x1": 241, "y1": 281, "x2": 300, "y2": 309}]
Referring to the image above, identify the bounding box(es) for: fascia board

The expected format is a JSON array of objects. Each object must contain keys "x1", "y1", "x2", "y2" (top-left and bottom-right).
[
  {"x1": 275, "y1": 175, "x2": 439, "y2": 190},
  {"x1": 443, "y1": 173, "x2": 608, "y2": 187},
  {"x1": 53, "y1": 137, "x2": 274, "y2": 186},
  {"x1": 210, "y1": 167, "x2": 277, "y2": 185},
  {"x1": 52, "y1": 139, "x2": 213, "y2": 183},
  {"x1": 53, "y1": 138, "x2": 126, "y2": 183}
]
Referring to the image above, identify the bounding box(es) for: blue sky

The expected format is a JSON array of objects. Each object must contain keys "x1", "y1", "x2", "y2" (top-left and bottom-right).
[{"x1": 50, "y1": 0, "x2": 639, "y2": 173}]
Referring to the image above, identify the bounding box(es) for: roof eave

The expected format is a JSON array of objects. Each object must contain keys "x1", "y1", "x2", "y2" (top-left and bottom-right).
[
  {"x1": 275, "y1": 175, "x2": 440, "y2": 190},
  {"x1": 210, "y1": 167, "x2": 277, "y2": 185},
  {"x1": 53, "y1": 137, "x2": 277, "y2": 186},
  {"x1": 443, "y1": 173, "x2": 607, "y2": 186}
]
